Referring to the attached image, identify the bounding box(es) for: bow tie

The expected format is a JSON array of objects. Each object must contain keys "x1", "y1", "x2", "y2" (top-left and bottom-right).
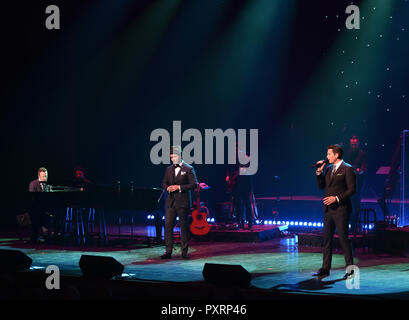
[{"x1": 174, "y1": 164, "x2": 181, "y2": 168}]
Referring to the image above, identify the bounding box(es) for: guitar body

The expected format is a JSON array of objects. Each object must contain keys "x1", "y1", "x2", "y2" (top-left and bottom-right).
[
  {"x1": 190, "y1": 184, "x2": 210, "y2": 236},
  {"x1": 190, "y1": 209, "x2": 210, "y2": 236}
]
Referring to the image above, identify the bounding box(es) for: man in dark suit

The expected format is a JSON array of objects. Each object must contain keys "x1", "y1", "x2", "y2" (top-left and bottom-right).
[
  {"x1": 29, "y1": 167, "x2": 49, "y2": 192},
  {"x1": 161, "y1": 146, "x2": 198, "y2": 259},
  {"x1": 314, "y1": 145, "x2": 356, "y2": 279},
  {"x1": 28, "y1": 167, "x2": 49, "y2": 243}
]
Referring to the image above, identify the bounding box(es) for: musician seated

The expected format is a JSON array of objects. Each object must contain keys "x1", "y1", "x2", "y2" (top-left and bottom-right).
[
  {"x1": 73, "y1": 167, "x2": 91, "y2": 188},
  {"x1": 29, "y1": 167, "x2": 50, "y2": 243}
]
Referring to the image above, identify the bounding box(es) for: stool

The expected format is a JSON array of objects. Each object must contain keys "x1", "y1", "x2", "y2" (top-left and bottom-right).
[
  {"x1": 64, "y1": 207, "x2": 86, "y2": 246},
  {"x1": 86, "y1": 208, "x2": 107, "y2": 243},
  {"x1": 357, "y1": 208, "x2": 377, "y2": 253},
  {"x1": 358, "y1": 208, "x2": 377, "y2": 234}
]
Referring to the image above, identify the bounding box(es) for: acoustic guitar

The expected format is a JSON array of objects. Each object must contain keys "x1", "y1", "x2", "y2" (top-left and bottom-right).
[{"x1": 190, "y1": 183, "x2": 210, "y2": 236}]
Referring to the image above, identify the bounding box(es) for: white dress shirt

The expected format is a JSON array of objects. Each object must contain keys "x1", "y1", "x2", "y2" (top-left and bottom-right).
[
  {"x1": 174, "y1": 160, "x2": 184, "y2": 192},
  {"x1": 316, "y1": 160, "x2": 343, "y2": 203}
]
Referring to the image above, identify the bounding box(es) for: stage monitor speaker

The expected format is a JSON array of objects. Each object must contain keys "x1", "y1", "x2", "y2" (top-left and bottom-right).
[
  {"x1": 0, "y1": 249, "x2": 32, "y2": 272},
  {"x1": 202, "y1": 263, "x2": 251, "y2": 288},
  {"x1": 79, "y1": 255, "x2": 124, "y2": 279}
]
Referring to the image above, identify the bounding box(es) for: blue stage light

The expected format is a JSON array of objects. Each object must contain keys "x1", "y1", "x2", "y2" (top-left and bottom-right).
[
  {"x1": 295, "y1": 222, "x2": 299, "y2": 226},
  {"x1": 290, "y1": 221, "x2": 294, "y2": 225}
]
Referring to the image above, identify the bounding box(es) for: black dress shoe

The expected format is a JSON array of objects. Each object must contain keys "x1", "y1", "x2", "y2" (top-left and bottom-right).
[
  {"x1": 343, "y1": 269, "x2": 354, "y2": 280},
  {"x1": 313, "y1": 268, "x2": 330, "y2": 277},
  {"x1": 160, "y1": 253, "x2": 172, "y2": 259}
]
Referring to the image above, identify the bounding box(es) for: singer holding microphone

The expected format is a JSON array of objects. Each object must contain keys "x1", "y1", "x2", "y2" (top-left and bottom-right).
[
  {"x1": 313, "y1": 145, "x2": 356, "y2": 279},
  {"x1": 161, "y1": 145, "x2": 198, "y2": 260}
]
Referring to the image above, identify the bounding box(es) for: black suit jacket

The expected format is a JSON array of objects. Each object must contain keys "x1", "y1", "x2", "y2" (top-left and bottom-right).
[
  {"x1": 29, "y1": 179, "x2": 45, "y2": 192},
  {"x1": 162, "y1": 162, "x2": 198, "y2": 209},
  {"x1": 316, "y1": 161, "x2": 356, "y2": 213}
]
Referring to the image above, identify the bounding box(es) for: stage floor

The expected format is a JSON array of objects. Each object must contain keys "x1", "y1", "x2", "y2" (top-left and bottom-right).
[{"x1": 1, "y1": 225, "x2": 409, "y2": 300}]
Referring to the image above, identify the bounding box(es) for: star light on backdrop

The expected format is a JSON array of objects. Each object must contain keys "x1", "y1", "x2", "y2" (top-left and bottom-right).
[{"x1": 285, "y1": 0, "x2": 408, "y2": 155}]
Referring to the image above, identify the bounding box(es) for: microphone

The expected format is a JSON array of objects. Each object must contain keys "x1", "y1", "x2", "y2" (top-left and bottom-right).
[{"x1": 311, "y1": 159, "x2": 329, "y2": 168}]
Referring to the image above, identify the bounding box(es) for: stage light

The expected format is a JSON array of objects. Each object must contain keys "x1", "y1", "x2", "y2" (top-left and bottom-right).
[
  {"x1": 308, "y1": 222, "x2": 312, "y2": 227},
  {"x1": 268, "y1": 221, "x2": 272, "y2": 225},
  {"x1": 274, "y1": 221, "x2": 278, "y2": 225},
  {"x1": 290, "y1": 221, "x2": 294, "y2": 226},
  {"x1": 211, "y1": 218, "x2": 215, "y2": 223},
  {"x1": 303, "y1": 222, "x2": 307, "y2": 226},
  {"x1": 313, "y1": 223, "x2": 317, "y2": 227},
  {"x1": 30, "y1": 266, "x2": 45, "y2": 270},
  {"x1": 295, "y1": 222, "x2": 299, "y2": 226}
]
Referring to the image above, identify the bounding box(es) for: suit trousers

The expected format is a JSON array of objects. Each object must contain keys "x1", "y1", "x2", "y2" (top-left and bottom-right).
[
  {"x1": 322, "y1": 207, "x2": 354, "y2": 270},
  {"x1": 165, "y1": 206, "x2": 189, "y2": 254}
]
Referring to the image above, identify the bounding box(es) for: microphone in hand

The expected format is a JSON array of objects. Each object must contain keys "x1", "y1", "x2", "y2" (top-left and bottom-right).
[{"x1": 311, "y1": 159, "x2": 329, "y2": 168}]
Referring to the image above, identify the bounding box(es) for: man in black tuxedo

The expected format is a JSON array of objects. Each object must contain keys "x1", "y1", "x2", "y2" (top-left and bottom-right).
[
  {"x1": 161, "y1": 146, "x2": 198, "y2": 259},
  {"x1": 29, "y1": 167, "x2": 49, "y2": 192},
  {"x1": 314, "y1": 145, "x2": 356, "y2": 279},
  {"x1": 28, "y1": 167, "x2": 49, "y2": 243}
]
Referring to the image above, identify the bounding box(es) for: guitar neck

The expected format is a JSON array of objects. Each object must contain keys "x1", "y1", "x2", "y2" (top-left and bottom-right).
[{"x1": 196, "y1": 187, "x2": 200, "y2": 211}]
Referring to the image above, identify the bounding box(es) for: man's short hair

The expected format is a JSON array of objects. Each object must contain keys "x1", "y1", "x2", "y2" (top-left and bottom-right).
[
  {"x1": 327, "y1": 144, "x2": 343, "y2": 159},
  {"x1": 38, "y1": 167, "x2": 48, "y2": 175},
  {"x1": 170, "y1": 145, "x2": 182, "y2": 155}
]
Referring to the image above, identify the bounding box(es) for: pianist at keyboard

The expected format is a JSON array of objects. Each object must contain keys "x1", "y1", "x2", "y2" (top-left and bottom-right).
[{"x1": 28, "y1": 167, "x2": 50, "y2": 243}]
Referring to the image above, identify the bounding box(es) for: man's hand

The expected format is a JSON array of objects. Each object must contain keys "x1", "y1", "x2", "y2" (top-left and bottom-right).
[
  {"x1": 316, "y1": 160, "x2": 326, "y2": 174},
  {"x1": 167, "y1": 185, "x2": 180, "y2": 193},
  {"x1": 323, "y1": 196, "x2": 337, "y2": 205}
]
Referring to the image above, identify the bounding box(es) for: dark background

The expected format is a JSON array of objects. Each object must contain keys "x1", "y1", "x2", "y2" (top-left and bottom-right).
[{"x1": 1, "y1": 0, "x2": 408, "y2": 223}]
